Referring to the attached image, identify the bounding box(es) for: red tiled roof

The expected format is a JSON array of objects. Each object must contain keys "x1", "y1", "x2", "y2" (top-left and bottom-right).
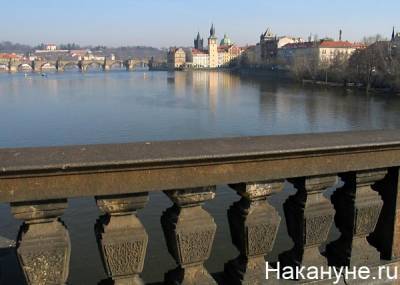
[
  {"x1": 0, "y1": 53, "x2": 20, "y2": 59},
  {"x1": 319, "y1": 41, "x2": 365, "y2": 48},
  {"x1": 281, "y1": 41, "x2": 366, "y2": 50}
]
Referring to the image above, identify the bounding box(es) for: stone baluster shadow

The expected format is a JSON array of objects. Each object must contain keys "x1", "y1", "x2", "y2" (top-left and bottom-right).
[
  {"x1": 279, "y1": 175, "x2": 337, "y2": 281},
  {"x1": 326, "y1": 170, "x2": 387, "y2": 267}
]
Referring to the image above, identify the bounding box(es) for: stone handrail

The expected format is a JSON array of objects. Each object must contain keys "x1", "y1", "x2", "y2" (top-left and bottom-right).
[{"x1": 1, "y1": 130, "x2": 399, "y2": 284}]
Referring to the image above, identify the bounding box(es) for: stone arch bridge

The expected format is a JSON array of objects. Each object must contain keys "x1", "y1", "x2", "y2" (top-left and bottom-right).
[{"x1": 2, "y1": 58, "x2": 148, "y2": 73}]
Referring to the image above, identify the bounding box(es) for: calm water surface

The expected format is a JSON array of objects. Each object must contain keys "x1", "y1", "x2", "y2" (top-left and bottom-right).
[{"x1": 0, "y1": 70, "x2": 400, "y2": 284}]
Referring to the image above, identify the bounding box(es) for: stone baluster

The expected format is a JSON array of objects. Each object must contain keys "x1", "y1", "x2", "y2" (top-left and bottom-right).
[
  {"x1": 369, "y1": 168, "x2": 400, "y2": 260},
  {"x1": 161, "y1": 187, "x2": 217, "y2": 285},
  {"x1": 95, "y1": 193, "x2": 149, "y2": 285},
  {"x1": 326, "y1": 170, "x2": 387, "y2": 267},
  {"x1": 224, "y1": 181, "x2": 284, "y2": 285},
  {"x1": 279, "y1": 175, "x2": 336, "y2": 272},
  {"x1": 11, "y1": 199, "x2": 71, "y2": 285}
]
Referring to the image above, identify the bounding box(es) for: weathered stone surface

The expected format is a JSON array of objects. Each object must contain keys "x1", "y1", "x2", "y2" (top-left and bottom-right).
[
  {"x1": 326, "y1": 170, "x2": 386, "y2": 267},
  {"x1": 164, "y1": 187, "x2": 215, "y2": 207},
  {"x1": 162, "y1": 187, "x2": 217, "y2": 285},
  {"x1": 279, "y1": 175, "x2": 336, "y2": 273},
  {"x1": 224, "y1": 181, "x2": 284, "y2": 285},
  {"x1": 95, "y1": 193, "x2": 148, "y2": 285},
  {"x1": 11, "y1": 199, "x2": 70, "y2": 285}
]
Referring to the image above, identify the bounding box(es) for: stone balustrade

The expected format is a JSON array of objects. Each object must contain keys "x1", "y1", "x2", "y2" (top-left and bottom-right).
[{"x1": 0, "y1": 130, "x2": 400, "y2": 284}]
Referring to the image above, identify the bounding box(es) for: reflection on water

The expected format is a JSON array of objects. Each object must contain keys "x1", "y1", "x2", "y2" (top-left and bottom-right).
[
  {"x1": 1, "y1": 71, "x2": 400, "y2": 284},
  {"x1": 1, "y1": 70, "x2": 400, "y2": 148}
]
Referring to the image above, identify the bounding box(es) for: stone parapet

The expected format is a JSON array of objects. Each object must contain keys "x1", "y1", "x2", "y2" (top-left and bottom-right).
[{"x1": 0, "y1": 130, "x2": 400, "y2": 284}]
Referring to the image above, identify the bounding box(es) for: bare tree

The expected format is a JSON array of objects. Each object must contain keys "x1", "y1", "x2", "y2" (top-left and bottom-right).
[
  {"x1": 290, "y1": 55, "x2": 319, "y2": 81},
  {"x1": 348, "y1": 41, "x2": 395, "y2": 92},
  {"x1": 362, "y1": 34, "x2": 387, "y2": 45}
]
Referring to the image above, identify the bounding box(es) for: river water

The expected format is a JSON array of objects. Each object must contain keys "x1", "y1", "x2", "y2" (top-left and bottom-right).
[{"x1": 0, "y1": 70, "x2": 400, "y2": 284}]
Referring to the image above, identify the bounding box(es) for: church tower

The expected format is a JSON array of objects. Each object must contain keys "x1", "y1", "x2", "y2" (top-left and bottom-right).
[
  {"x1": 208, "y1": 24, "x2": 218, "y2": 68},
  {"x1": 194, "y1": 32, "x2": 204, "y2": 50}
]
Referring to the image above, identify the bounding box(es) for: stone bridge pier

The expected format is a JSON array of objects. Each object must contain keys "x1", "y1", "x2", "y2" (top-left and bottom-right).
[{"x1": 8, "y1": 61, "x2": 18, "y2": 73}]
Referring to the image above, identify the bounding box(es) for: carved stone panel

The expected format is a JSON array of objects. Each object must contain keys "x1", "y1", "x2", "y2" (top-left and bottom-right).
[
  {"x1": 11, "y1": 199, "x2": 70, "y2": 285},
  {"x1": 95, "y1": 193, "x2": 149, "y2": 285},
  {"x1": 100, "y1": 229, "x2": 148, "y2": 276},
  {"x1": 177, "y1": 228, "x2": 215, "y2": 265},
  {"x1": 162, "y1": 187, "x2": 217, "y2": 285},
  {"x1": 225, "y1": 181, "x2": 283, "y2": 285}
]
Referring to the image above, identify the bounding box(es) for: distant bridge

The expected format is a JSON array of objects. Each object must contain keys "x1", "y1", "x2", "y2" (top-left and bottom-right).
[{"x1": 0, "y1": 58, "x2": 149, "y2": 73}]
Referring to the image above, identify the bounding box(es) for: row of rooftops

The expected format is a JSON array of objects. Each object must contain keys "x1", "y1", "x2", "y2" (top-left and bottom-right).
[
  {"x1": 282, "y1": 40, "x2": 366, "y2": 49},
  {"x1": 281, "y1": 40, "x2": 366, "y2": 50},
  {"x1": 187, "y1": 25, "x2": 369, "y2": 58},
  {"x1": 183, "y1": 40, "x2": 365, "y2": 57},
  {"x1": 170, "y1": 44, "x2": 244, "y2": 56}
]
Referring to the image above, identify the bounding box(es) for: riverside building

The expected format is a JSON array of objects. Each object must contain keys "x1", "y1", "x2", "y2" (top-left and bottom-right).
[
  {"x1": 167, "y1": 47, "x2": 186, "y2": 69},
  {"x1": 278, "y1": 39, "x2": 365, "y2": 66},
  {"x1": 187, "y1": 24, "x2": 244, "y2": 68}
]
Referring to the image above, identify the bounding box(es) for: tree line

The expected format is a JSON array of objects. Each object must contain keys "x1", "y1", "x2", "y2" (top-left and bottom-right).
[
  {"x1": 0, "y1": 41, "x2": 166, "y2": 60},
  {"x1": 288, "y1": 39, "x2": 400, "y2": 93}
]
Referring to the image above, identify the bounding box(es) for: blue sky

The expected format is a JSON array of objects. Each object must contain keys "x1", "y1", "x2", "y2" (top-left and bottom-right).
[{"x1": 2, "y1": 0, "x2": 398, "y2": 47}]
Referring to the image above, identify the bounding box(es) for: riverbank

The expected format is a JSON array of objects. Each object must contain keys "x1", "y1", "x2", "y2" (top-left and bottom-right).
[
  {"x1": 302, "y1": 79, "x2": 400, "y2": 95},
  {"x1": 233, "y1": 67, "x2": 400, "y2": 95}
]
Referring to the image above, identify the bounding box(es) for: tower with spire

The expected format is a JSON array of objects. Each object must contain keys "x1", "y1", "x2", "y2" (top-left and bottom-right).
[
  {"x1": 210, "y1": 23, "x2": 216, "y2": 38},
  {"x1": 194, "y1": 32, "x2": 204, "y2": 50},
  {"x1": 208, "y1": 23, "x2": 218, "y2": 68},
  {"x1": 392, "y1": 27, "x2": 395, "y2": 41}
]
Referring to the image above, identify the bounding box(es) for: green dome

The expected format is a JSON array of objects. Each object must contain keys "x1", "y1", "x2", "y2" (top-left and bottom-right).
[{"x1": 220, "y1": 34, "x2": 233, "y2": 46}]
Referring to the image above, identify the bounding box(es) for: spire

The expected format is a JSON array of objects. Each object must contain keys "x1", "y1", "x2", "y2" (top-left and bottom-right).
[
  {"x1": 194, "y1": 31, "x2": 204, "y2": 50},
  {"x1": 339, "y1": 29, "x2": 342, "y2": 41},
  {"x1": 392, "y1": 26, "x2": 395, "y2": 41},
  {"x1": 210, "y1": 23, "x2": 215, "y2": 37}
]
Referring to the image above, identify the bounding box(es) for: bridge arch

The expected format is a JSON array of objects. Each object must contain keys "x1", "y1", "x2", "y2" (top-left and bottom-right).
[
  {"x1": 17, "y1": 63, "x2": 33, "y2": 71},
  {"x1": 82, "y1": 61, "x2": 104, "y2": 71},
  {"x1": 109, "y1": 61, "x2": 125, "y2": 69},
  {"x1": 40, "y1": 62, "x2": 57, "y2": 70},
  {"x1": 62, "y1": 62, "x2": 80, "y2": 71}
]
